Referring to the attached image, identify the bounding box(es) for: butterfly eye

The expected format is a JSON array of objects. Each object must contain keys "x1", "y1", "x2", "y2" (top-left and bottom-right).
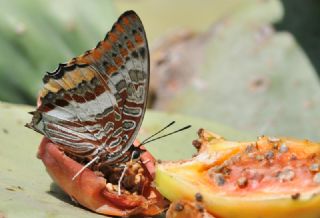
[{"x1": 132, "y1": 149, "x2": 141, "y2": 160}]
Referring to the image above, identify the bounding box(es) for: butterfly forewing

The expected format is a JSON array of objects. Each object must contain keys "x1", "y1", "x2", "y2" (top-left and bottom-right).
[{"x1": 27, "y1": 11, "x2": 149, "y2": 162}]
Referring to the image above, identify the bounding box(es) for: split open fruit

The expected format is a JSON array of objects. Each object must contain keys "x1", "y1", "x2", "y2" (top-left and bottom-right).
[
  {"x1": 37, "y1": 137, "x2": 166, "y2": 217},
  {"x1": 156, "y1": 129, "x2": 320, "y2": 218}
]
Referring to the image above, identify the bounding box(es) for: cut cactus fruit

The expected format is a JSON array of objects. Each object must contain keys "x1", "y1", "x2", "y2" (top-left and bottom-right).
[
  {"x1": 156, "y1": 129, "x2": 320, "y2": 218},
  {"x1": 38, "y1": 137, "x2": 167, "y2": 217}
]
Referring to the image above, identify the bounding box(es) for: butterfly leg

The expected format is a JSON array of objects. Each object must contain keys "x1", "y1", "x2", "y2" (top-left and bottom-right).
[
  {"x1": 116, "y1": 149, "x2": 141, "y2": 195},
  {"x1": 72, "y1": 155, "x2": 100, "y2": 181},
  {"x1": 71, "y1": 144, "x2": 108, "y2": 181},
  {"x1": 117, "y1": 164, "x2": 128, "y2": 195}
]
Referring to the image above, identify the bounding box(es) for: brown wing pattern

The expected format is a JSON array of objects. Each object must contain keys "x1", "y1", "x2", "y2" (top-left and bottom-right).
[{"x1": 27, "y1": 11, "x2": 149, "y2": 162}]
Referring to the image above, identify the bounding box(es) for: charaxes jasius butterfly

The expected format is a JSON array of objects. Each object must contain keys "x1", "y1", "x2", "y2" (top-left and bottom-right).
[
  {"x1": 26, "y1": 11, "x2": 150, "y2": 176},
  {"x1": 26, "y1": 10, "x2": 191, "y2": 187}
]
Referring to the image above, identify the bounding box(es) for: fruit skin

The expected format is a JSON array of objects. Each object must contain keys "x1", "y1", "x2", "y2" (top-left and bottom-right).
[
  {"x1": 37, "y1": 137, "x2": 166, "y2": 217},
  {"x1": 156, "y1": 129, "x2": 320, "y2": 218}
]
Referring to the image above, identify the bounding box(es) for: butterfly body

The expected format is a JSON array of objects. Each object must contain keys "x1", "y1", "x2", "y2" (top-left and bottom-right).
[{"x1": 27, "y1": 11, "x2": 149, "y2": 166}]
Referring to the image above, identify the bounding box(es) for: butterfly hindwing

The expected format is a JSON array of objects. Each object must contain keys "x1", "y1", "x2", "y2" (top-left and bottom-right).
[{"x1": 27, "y1": 11, "x2": 149, "y2": 161}]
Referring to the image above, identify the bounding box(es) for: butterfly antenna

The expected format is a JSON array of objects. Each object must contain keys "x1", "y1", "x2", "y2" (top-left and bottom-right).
[
  {"x1": 139, "y1": 125, "x2": 192, "y2": 147},
  {"x1": 72, "y1": 155, "x2": 100, "y2": 181},
  {"x1": 140, "y1": 121, "x2": 176, "y2": 145}
]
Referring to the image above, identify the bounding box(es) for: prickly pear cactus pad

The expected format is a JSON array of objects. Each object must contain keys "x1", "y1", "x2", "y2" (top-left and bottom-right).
[
  {"x1": 0, "y1": 0, "x2": 116, "y2": 104},
  {"x1": 147, "y1": 0, "x2": 320, "y2": 140}
]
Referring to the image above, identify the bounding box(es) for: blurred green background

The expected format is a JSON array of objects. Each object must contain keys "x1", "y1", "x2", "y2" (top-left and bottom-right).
[
  {"x1": 0, "y1": 0, "x2": 319, "y2": 139},
  {"x1": 1, "y1": 1, "x2": 320, "y2": 217}
]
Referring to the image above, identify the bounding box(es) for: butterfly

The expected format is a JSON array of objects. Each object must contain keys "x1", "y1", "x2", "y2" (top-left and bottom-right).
[{"x1": 26, "y1": 11, "x2": 149, "y2": 173}]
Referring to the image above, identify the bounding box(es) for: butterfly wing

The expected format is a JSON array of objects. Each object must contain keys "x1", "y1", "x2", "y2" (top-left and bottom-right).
[{"x1": 27, "y1": 11, "x2": 149, "y2": 161}]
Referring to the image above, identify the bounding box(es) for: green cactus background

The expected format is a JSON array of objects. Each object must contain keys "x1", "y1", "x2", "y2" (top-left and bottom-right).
[
  {"x1": 0, "y1": 0, "x2": 320, "y2": 217},
  {"x1": 0, "y1": 0, "x2": 117, "y2": 104}
]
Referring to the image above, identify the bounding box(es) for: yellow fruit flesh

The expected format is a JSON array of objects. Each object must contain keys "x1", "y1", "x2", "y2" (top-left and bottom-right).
[{"x1": 155, "y1": 130, "x2": 320, "y2": 218}]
